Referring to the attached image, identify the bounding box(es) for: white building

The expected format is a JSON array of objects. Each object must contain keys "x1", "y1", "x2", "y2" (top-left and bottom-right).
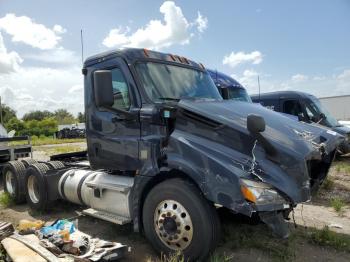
[{"x1": 319, "y1": 95, "x2": 350, "y2": 121}]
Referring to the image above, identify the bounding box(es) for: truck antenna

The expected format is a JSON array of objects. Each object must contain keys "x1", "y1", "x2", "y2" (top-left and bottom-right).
[
  {"x1": 80, "y1": 29, "x2": 84, "y2": 65},
  {"x1": 258, "y1": 75, "x2": 261, "y2": 102},
  {"x1": 0, "y1": 97, "x2": 2, "y2": 125}
]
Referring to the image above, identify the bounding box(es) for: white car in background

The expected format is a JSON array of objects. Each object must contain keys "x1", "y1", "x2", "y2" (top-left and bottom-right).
[{"x1": 339, "y1": 121, "x2": 350, "y2": 129}]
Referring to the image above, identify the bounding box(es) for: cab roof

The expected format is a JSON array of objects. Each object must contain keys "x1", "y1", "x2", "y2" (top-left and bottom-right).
[
  {"x1": 83, "y1": 47, "x2": 204, "y2": 71},
  {"x1": 251, "y1": 91, "x2": 316, "y2": 100},
  {"x1": 207, "y1": 69, "x2": 244, "y2": 89}
]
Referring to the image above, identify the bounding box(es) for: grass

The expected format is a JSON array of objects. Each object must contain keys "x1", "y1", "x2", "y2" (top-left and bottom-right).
[
  {"x1": 147, "y1": 252, "x2": 185, "y2": 262},
  {"x1": 335, "y1": 162, "x2": 350, "y2": 173},
  {"x1": 209, "y1": 253, "x2": 234, "y2": 262},
  {"x1": 307, "y1": 226, "x2": 350, "y2": 252},
  {"x1": 330, "y1": 197, "x2": 346, "y2": 214},
  {"x1": 321, "y1": 178, "x2": 335, "y2": 191},
  {"x1": 222, "y1": 223, "x2": 296, "y2": 261},
  {"x1": 35, "y1": 145, "x2": 85, "y2": 156},
  {"x1": 10, "y1": 137, "x2": 86, "y2": 146},
  {"x1": 31, "y1": 137, "x2": 86, "y2": 146},
  {"x1": 0, "y1": 192, "x2": 14, "y2": 208},
  {"x1": 0, "y1": 245, "x2": 6, "y2": 262}
]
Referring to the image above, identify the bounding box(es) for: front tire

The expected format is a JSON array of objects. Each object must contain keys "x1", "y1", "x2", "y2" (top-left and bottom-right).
[{"x1": 142, "y1": 178, "x2": 220, "y2": 261}]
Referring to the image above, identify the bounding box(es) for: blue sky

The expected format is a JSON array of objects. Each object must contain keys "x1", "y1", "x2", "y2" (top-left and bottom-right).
[{"x1": 0, "y1": 0, "x2": 349, "y2": 116}]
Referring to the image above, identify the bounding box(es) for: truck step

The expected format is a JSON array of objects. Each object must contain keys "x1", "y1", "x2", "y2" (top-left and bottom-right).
[
  {"x1": 85, "y1": 181, "x2": 131, "y2": 193},
  {"x1": 82, "y1": 208, "x2": 131, "y2": 225}
]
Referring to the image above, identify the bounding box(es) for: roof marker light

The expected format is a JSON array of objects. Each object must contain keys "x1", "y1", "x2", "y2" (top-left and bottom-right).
[
  {"x1": 182, "y1": 57, "x2": 189, "y2": 64},
  {"x1": 169, "y1": 54, "x2": 176, "y2": 61},
  {"x1": 143, "y1": 48, "x2": 150, "y2": 57}
]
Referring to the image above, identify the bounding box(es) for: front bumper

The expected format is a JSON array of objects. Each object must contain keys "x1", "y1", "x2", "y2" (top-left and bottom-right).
[{"x1": 259, "y1": 211, "x2": 290, "y2": 238}]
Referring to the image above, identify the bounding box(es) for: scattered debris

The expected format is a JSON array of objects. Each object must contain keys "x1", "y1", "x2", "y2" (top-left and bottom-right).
[
  {"x1": 18, "y1": 219, "x2": 45, "y2": 235},
  {"x1": 0, "y1": 219, "x2": 129, "y2": 261},
  {"x1": 0, "y1": 221, "x2": 14, "y2": 240},
  {"x1": 328, "y1": 223, "x2": 343, "y2": 229}
]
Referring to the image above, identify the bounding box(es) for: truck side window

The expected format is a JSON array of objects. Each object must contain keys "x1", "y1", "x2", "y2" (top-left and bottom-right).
[
  {"x1": 283, "y1": 100, "x2": 303, "y2": 117},
  {"x1": 111, "y1": 68, "x2": 130, "y2": 111}
]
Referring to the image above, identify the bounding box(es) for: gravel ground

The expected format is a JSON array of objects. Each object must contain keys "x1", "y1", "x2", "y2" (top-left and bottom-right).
[{"x1": 0, "y1": 143, "x2": 349, "y2": 261}]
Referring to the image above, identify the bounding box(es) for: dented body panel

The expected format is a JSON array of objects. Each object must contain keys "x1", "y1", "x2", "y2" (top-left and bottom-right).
[
  {"x1": 163, "y1": 100, "x2": 342, "y2": 214},
  {"x1": 83, "y1": 48, "x2": 343, "y2": 238}
]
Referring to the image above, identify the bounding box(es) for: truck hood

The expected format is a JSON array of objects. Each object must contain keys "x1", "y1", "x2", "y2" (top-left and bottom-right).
[
  {"x1": 332, "y1": 125, "x2": 350, "y2": 136},
  {"x1": 169, "y1": 99, "x2": 343, "y2": 204}
]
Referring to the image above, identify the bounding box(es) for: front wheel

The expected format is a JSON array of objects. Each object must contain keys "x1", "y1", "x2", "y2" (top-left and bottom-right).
[{"x1": 142, "y1": 178, "x2": 220, "y2": 261}]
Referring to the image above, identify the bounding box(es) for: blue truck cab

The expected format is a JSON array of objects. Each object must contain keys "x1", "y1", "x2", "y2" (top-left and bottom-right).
[
  {"x1": 251, "y1": 91, "x2": 350, "y2": 154},
  {"x1": 208, "y1": 69, "x2": 252, "y2": 102}
]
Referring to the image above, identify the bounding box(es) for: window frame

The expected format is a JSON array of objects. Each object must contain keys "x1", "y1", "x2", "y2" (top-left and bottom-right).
[
  {"x1": 92, "y1": 65, "x2": 133, "y2": 114},
  {"x1": 110, "y1": 67, "x2": 131, "y2": 111},
  {"x1": 131, "y1": 59, "x2": 217, "y2": 104}
]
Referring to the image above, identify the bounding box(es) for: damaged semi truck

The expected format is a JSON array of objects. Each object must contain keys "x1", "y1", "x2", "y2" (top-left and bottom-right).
[{"x1": 3, "y1": 48, "x2": 344, "y2": 260}]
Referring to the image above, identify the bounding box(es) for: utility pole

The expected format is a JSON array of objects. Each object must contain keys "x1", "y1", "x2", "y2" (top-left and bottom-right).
[
  {"x1": 258, "y1": 75, "x2": 261, "y2": 102},
  {"x1": 81, "y1": 29, "x2": 84, "y2": 65},
  {"x1": 0, "y1": 96, "x2": 3, "y2": 125}
]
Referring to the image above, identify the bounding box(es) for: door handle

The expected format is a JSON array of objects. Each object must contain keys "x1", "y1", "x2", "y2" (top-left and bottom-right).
[{"x1": 112, "y1": 115, "x2": 126, "y2": 123}]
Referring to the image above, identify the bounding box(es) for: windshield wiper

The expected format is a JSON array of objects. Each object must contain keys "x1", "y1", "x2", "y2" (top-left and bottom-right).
[{"x1": 158, "y1": 97, "x2": 181, "y2": 101}]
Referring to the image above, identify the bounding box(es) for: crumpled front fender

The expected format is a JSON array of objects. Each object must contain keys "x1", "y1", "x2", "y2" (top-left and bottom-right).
[{"x1": 165, "y1": 129, "x2": 255, "y2": 216}]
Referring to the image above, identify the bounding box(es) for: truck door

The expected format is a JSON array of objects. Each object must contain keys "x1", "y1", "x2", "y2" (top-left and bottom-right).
[{"x1": 88, "y1": 57, "x2": 141, "y2": 171}]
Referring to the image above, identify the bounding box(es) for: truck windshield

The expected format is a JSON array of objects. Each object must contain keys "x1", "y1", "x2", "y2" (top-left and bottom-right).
[
  {"x1": 135, "y1": 62, "x2": 222, "y2": 102},
  {"x1": 227, "y1": 88, "x2": 252, "y2": 102},
  {"x1": 305, "y1": 96, "x2": 339, "y2": 127}
]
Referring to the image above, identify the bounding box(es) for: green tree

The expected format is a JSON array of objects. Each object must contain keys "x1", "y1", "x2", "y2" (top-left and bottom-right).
[
  {"x1": 1, "y1": 104, "x2": 17, "y2": 125},
  {"x1": 22, "y1": 110, "x2": 54, "y2": 121},
  {"x1": 37, "y1": 117, "x2": 58, "y2": 136},
  {"x1": 77, "y1": 112, "x2": 85, "y2": 123},
  {"x1": 5, "y1": 117, "x2": 25, "y2": 134},
  {"x1": 54, "y1": 109, "x2": 75, "y2": 125}
]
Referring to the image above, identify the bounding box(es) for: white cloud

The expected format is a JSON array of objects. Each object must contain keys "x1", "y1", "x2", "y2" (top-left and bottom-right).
[
  {"x1": 195, "y1": 12, "x2": 208, "y2": 33},
  {"x1": 313, "y1": 76, "x2": 326, "y2": 81},
  {"x1": 223, "y1": 51, "x2": 263, "y2": 68},
  {"x1": 227, "y1": 69, "x2": 349, "y2": 98},
  {"x1": 0, "y1": 66, "x2": 83, "y2": 117},
  {"x1": 103, "y1": 27, "x2": 131, "y2": 47},
  {"x1": 0, "y1": 13, "x2": 65, "y2": 50},
  {"x1": 0, "y1": 14, "x2": 83, "y2": 117},
  {"x1": 53, "y1": 24, "x2": 66, "y2": 34},
  {"x1": 103, "y1": 1, "x2": 207, "y2": 50},
  {"x1": 69, "y1": 84, "x2": 83, "y2": 94},
  {"x1": 291, "y1": 73, "x2": 308, "y2": 82},
  {"x1": 24, "y1": 48, "x2": 80, "y2": 65},
  {"x1": 235, "y1": 69, "x2": 259, "y2": 90},
  {"x1": 0, "y1": 32, "x2": 23, "y2": 73}
]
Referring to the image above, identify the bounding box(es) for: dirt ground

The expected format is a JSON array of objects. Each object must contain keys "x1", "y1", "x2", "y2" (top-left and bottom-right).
[{"x1": 0, "y1": 143, "x2": 349, "y2": 261}]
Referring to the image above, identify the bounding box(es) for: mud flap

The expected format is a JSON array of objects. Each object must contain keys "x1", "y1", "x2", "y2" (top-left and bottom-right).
[{"x1": 259, "y1": 212, "x2": 289, "y2": 239}]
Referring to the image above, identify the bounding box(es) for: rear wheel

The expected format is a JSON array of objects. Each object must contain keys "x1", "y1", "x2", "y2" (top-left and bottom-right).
[
  {"x1": 21, "y1": 159, "x2": 38, "y2": 168},
  {"x1": 2, "y1": 161, "x2": 26, "y2": 203},
  {"x1": 25, "y1": 163, "x2": 50, "y2": 210},
  {"x1": 45, "y1": 161, "x2": 65, "y2": 170},
  {"x1": 142, "y1": 178, "x2": 220, "y2": 261}
]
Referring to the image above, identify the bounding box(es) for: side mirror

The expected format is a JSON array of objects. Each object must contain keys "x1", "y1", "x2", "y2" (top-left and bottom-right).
[
  {"x1": 297, "y1": 113, "x2": 304, "y2": 121},
  {"x1": 94, "y1": 70, "x2": 114, "y2": 108},
  {"x1": 319, "y1": 113, "x2": 326, "y2": 120},
  {"x1": 220, "y1": 87, "x2": 229, "y2": 100},
  {"x1": 247, "y1": 114, "x2": 266, "y2": 133}
]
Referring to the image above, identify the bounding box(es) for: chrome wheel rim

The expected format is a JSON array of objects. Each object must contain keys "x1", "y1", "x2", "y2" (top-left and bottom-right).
[
  {"x1": 154, "y1": 200, "x2": 193, "y2": 250},
  {"x1": 27, "y1": 176, "x2": 39, "y2": 203},
  {"x1": 5, "y1": 171, "x2": 14, "y2": 195}
]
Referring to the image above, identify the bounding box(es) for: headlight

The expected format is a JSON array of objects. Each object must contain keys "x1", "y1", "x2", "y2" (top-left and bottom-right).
[{"x1": 240, "y1": 179, "x2": 286, "y2": 205}]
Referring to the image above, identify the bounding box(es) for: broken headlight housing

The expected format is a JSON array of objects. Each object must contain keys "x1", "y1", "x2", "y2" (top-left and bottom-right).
[{"x1": 240, "y1": 179, "x2": 286, "y2": 205}]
